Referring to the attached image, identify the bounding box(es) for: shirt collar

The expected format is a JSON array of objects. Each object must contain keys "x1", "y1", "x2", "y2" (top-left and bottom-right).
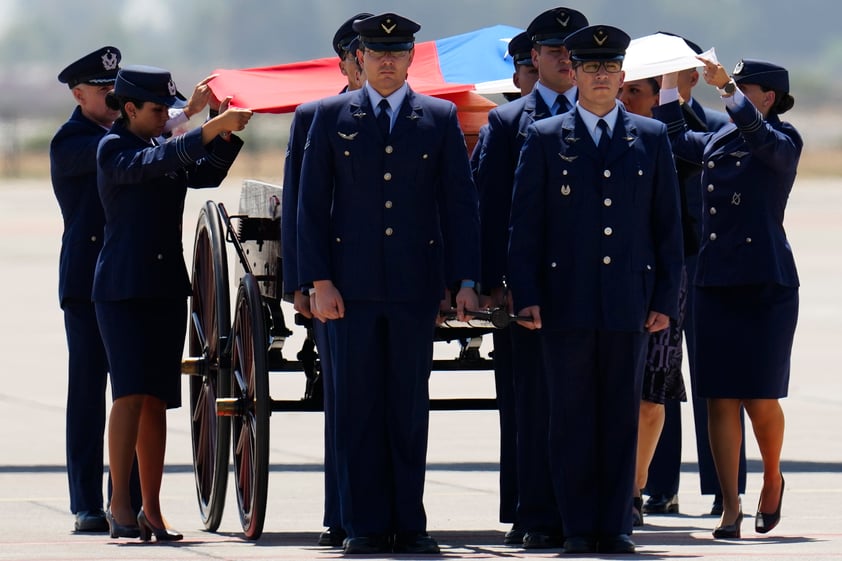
[
  {"x1": 534, "y1": 81, "x2": 576, "y2": 113},
  {"x1": 576, "y1": 100, "x2": 621, "y2": 142},
  {"x1": 365, "y1": 82, "x2": 409, "y2": 114}
]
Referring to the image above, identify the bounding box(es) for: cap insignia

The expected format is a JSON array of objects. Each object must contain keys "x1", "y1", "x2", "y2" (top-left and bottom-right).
[
  {"x1": 594, "y1": 29, "x2": 608, "y2": 46},
  {"x1": 168, "y1": 79, "x2": 177, "y2": 96},
  {"x1": 381, "y1": 19, "x2": 396, "y2": 34},
  {"x1": 556, "y1": 12, "x2": 570, "y2": 27},
  {"x1": 101, "y1": 50, "x2": 118, "y2": 71},
  {"x1": 734, "y1": 60, "x2": 744, "y2": 74}
]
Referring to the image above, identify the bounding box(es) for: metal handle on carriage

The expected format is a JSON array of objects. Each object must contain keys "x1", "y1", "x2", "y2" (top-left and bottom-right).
[
  {"x1": 438, "y1": 307, "x2": 531, "y2": 329},
  {"x1": 216, "y1": 202, "x2": 255, "y2": 277}
]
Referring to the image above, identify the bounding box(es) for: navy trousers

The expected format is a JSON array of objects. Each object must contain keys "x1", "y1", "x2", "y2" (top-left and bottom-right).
[
  {"x1": 542, "y1": 329, "x2": 648, "y2": 538},
  {"x1": 314, "y1": 318, "x2": 341, "y2": 529},
  {"x1": 490, "y1": 328, "x2": 518, "y2": 524},
  {"x1": 330, "y1": 300, "x2": 438, "y2": 538}
]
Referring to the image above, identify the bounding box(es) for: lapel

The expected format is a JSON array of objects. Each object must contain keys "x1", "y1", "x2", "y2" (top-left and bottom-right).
[
  {"x1": 531, "y1": 90, "x2": 552, "y2": 122},
  {"x1": 516, "y1": 92, "x2": 539, "y2": 141},
  {"x1": 389, "y1": 86, "x2": 423, "y2": 143},
  {"x1": 683, "y1": 100, "x2": 709, "y2": 132},
  {"x1": 604, "y1": 106, "x2": 637, "y2": 167},
  {"x1": 348, "y1": 88, "x2": 380, "y2": 141}
]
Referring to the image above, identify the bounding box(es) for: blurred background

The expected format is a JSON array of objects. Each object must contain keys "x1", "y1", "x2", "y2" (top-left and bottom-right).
[{"x1": 1, "y1": 0, "x2": 840, "y2": 180}]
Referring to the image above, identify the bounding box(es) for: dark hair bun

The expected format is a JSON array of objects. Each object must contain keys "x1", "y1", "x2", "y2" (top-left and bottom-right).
[{"x1": 775, "y1": 92, "x2": 794, "y2": 115}]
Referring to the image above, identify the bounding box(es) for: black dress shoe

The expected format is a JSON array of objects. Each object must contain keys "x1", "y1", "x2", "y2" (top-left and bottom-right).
[
  {"x1": 503, "y1": 524, "x2": 525, "y2": 545},
  {"x1": 105, "y1": 509, "x2": 140, "y2": 539},
  {"x1": 318, "y1": 526, "x2": 347, "y2": 547},
  {"x1": 756, "y1": 474, "x2": 784, "y2": 534},
  {"x1": 343, "y1": 535, "x2": 393, "y2": 554},
  {"x1": 137, "y1": 509, "x2": 183, "y2": 542},
  {"x1": 643, "y1": 493, "x2": 679, "y2": 514},
  {"x1": 712, "y1": 510, "x2": 743, "y2": 539},
  {"x1": 710, "y1": 494, "x2": 724, "y2": 516},
  {"x1": 74, "y1": 510, "x2": 109, "y2": 533},
  {"x1": 392, "y1": 533, "x2": 440, "y2": 554},
  {"x1": 562, "y1": 536, "x2": 596, "y2": 554},
  {"x1": 599, "y1": 534, "x2": 636, "y2": 554},
  {"x1": 523, "y1": 531, "x2": 564, "y2": 549},
  {"x1": 632, "y1": 496, "x2": 644, "y2": 527}
]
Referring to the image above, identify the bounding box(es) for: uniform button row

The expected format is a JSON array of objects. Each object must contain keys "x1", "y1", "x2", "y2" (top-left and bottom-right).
[
  {"x1": 603, "y1": 198, "x2": 612, "y2": 207},
  {"x1": 385, "y1": 227, "x2": 393, "y2": 236},
  {"x1": 90, "y1": 235, "x2": 97, "y2": 242},
  {"x1": 709, "y1": 207, "x2": 717, "y2": 215},
  {"x1": 603, "y1": 227, "x2": 613, "y2": 236},
  {"x1": 384, "y1": 172, "x2": 392, "y2": 181},
  {"x1": 384, "y1": 200, "x2": 393, "y2": 209},
  {"x1": 603, "y1": 256, "x2": 612, "y2": 265}
]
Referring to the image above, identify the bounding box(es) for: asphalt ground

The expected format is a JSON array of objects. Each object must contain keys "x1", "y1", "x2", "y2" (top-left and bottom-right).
[{"x1": 1, "y1": 176, "x2": 840, "y2": 560}]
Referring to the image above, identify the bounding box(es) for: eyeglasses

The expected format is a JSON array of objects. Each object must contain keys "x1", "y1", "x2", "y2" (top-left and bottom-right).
[
  {"x1": 576, "y1": 60, "x2": 623, "y2": 73},
  {"x1": 364, "y1": 49, "x2": 410, "y2": 60}
]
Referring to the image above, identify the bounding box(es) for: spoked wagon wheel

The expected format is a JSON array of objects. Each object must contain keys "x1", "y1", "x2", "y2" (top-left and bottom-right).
[
  {"x1": 187, "y1": 201, "x2": 231, "y2": 531},
  {"x1": 229, "y1": 273, "x2": 270, "y2": 540}
]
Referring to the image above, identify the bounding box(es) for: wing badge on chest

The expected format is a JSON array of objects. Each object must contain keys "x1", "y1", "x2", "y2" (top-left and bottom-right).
[{"x1": 337, "y1": 131, "x2": 358, "y2": 140}]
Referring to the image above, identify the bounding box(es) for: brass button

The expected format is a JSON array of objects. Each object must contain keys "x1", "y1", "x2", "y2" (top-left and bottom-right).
[
  {"x1": 604, "y1": 227, "x2": 613, "y2": 236},
  {"x1": 90, "y1": 235, "x2": 97, "y2": 242},
  {"x1": 335, "y1": 237, "x2": 342, "y2": 243},
  {"x1": 157, "y1": 254, "x2": 164, "y2": 260},
  {"x1": 746, "y1": 237, "x2": 752, "y2": 243},
  {"x1": 384, "y1": 172, "x2": 392, "y2": 181},
  {"x1": 709, "y1": 207, "x2": 717, "y2": 215},
  {"x1": 638, "y1": 169, "x2": 644, "y2": 176},
  {"x1": 384, "y1": 200, "x2": 393, "y2": 209},
  {"x1": 707, "y1": 160, "x2": 715, "y2": 168},
  {"x1": 709, "y1": 233, "x2": 717, "y2": 241},
  {"x1": 344, "y1": 150, "x2": 350, "y2": 157},
  {"x1": 385, "y1": 227, "x2": 393, "y2": 236},
  {"x1": 385, "y1": 145, "x2": 393, "y2": 154},
  {"x1": 707, "y1": 184, "x2": 715, "y2": 192},
  {"x1": 603, "y1": 256, "x2": 612, "y2": 265},
  {"x1": 603, "y1": 169, "x2": 611, "y2": 178},
  {"x1": 604, "y1": 198, "x2": 612, "y2": 207},
  {"x1": 422, "y1": 153, "x2": 429, "y2": 159},
  {"x1": 551, "y1": 262, "x2": 557, "y2": 268},
  {"x1": 562, "y1": 169, "x2": 568, "y2": 176}
]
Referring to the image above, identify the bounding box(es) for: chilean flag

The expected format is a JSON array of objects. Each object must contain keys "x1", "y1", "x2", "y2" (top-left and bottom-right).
[{"x1": 207, "y1": 24, "x2": 523, "y2": 114}]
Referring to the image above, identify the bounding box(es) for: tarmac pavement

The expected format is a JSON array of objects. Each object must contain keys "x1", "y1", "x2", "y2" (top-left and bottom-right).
[{"x1": 1, "y1": 176, "x2": 841, "y2": 560}]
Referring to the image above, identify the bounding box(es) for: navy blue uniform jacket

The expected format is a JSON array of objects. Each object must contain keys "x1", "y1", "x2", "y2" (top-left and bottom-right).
[
  {"x1": 297, "y1": 86, "x2": 480, "y2": 302},
  {"x1": 94, "y1": 122, "x2": 242, "y2": 301},
  {"x1": 508, "y1": 106, "x2": 684, "y2": 331},
  {"x1": 476, "y1": 90, "x2": 553, "y2": 289},
  {"x1": 659, "y1": 98, "x2": 801, "y2": 288},
  {"x1": 50, "y1": 106, "x2": 108, "y2": 305}
]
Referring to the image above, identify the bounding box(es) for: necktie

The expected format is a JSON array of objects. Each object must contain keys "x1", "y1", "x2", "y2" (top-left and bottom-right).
[
  {"x1": 597, "y1": 119, "x2": 610, "y2": 156},
  {"x1": 554, "y1": 94, "x2": 569, "y2": 115},
  {"x1": 377, "y1": 99, "x2": 391, "y2": 138}
]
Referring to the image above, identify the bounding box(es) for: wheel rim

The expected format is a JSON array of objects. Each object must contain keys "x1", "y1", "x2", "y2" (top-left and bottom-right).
[
  {"x1": 231, "y1": 274, "x2": 269, "y2": 540},
  {"x1": 188, "y1": 202, "x2": 231, "y2": 531}
]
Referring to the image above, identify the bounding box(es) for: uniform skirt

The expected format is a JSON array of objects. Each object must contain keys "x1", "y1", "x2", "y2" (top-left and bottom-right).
[
  {"x1": 96, "y1": 297, "x2": 187, "y2": 408},
  {"x1": 694, "y1": 283, "x2": 798, "y2": 399}
]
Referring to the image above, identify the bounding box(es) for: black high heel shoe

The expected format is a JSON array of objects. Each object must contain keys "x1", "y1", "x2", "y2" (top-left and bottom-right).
[
  {"x1": 137, "y1": 509, "x2": 183, "y2": 542},
  {"x1": 105, "y1": 509, "x2": 140, "y2": 539},
  {"x1": 756, "y1": 474, "x2": 785, "y2": 534},
  {"x1": 712, "y1": 510, "x2": 743, "y2": 539}
]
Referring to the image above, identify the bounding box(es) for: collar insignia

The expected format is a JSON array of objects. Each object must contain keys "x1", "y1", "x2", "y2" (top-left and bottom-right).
[
  {"x1": 338, "y1": 131, "x2": 358, "y2": 140},
  {"x1": 101, "y1": 50, "x2": 118, "y2": 71}
]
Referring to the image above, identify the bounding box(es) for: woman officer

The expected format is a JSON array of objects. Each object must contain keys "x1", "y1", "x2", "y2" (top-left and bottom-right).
[
  {"x1": 94, "y1": 65, "x2": 252, "y2": 541},
  {"x1": 657, "y1": 58, "x2": 801, "y2": 539}
]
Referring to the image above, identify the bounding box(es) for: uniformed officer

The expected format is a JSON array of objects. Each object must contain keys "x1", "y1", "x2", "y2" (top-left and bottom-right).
[
  {"x1": 297, "y1": 12, "x2": 480, "y2": 555},
  {"x1": 658, "y1": 57, "x2": 800, "y2": 539},
  {"x1": 51, "y1": 48, "x2": 221, "y2": 533},
  {"x1": 95, "y1": 65, "x2": 251, "y2": 540},
  {"x1": 50, "y1": 46, "x2": 138, "y2": 534},
  {"x1": 474, "y1": 7, "x2": 588, "y2": 549},
  {"x1": 645, "y1": 34, "x2": 747, "y2": 518},
  {"x1": 507, "y1": 25, "x2": 683, "y2": 554},
  {"x1": 281, "y1": 12, "x2": 371, "y2": 548}
]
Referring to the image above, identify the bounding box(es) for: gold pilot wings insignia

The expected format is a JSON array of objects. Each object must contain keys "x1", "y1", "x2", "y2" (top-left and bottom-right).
[
  {"x1": 337, "y1": 131, "x2": 359, "y2": 140},
  {"x1": 381, "y1": 19, "x2": 396, "y2": 34}
]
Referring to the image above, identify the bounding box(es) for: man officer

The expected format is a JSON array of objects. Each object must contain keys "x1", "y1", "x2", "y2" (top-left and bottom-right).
[
  {"x1": 51, "y1": 47, "x2": 214, "y2": 533},
  {"x1": 298, "y1": 12, "x2": 480, "y2": 555},
  {"x1": 474, "y1": 7, "x2": 588, "y2": 549},
  {"x1": 508, "y1": 25, "x2": 683, "y2": 554},
  {"x1": 281, "y1": 12, "x2": 371, "y2": 547},
  {"x1": 645, "y1": 34, "x2": 747, "y2": 517}
]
